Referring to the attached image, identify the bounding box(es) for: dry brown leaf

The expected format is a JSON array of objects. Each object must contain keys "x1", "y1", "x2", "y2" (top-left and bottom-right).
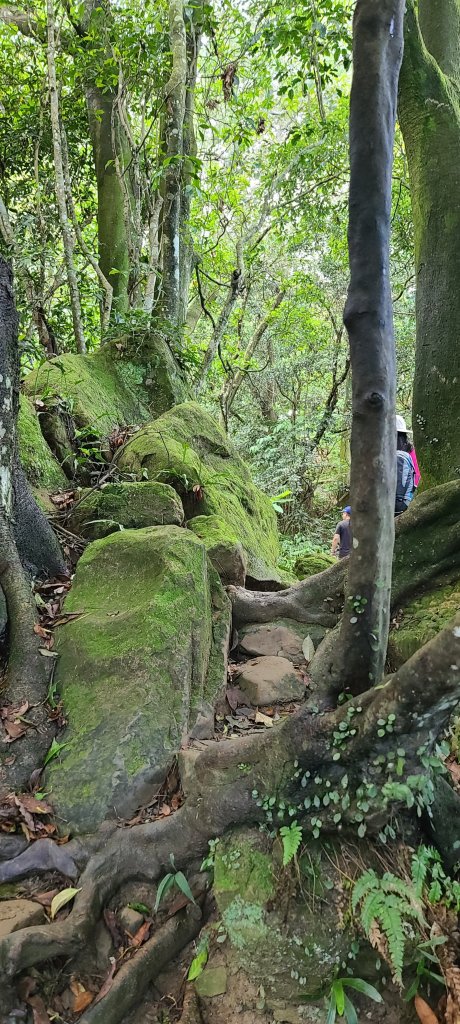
[
  {"x1": 131, "y1": 920, "x2": 151, "y2": 947},
  {"x1": 4, "y1": 720, "x2": 28, "y2": 742},
  {"x1": 16, "y1": 794, "x2": 53, "y2": 816},
  {"x1": 414, "y1": 995, "x2": 440, "y2": 1024},
  {"x1": 93, "y1": 957, "x2": 117, "y2": 1005},
  {"x1": 73, "y1": 990, "x2": 94, "y2": 1012},
  {"x1": 254, "y1": 710, "x2": 274, "y2": 728},
  {"x1": 33, "y1": 623, "x2": 51, "y2": 638},
  {"x1": 33, "y1": 889, "x2": 59, "y2": 907}
]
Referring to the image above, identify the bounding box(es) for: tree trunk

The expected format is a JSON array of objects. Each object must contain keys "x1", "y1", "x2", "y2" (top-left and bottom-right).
[
  {"x1": 86, "y1": 86, "x2": 131, "y2": 319},
  {"x1": 159, "y1": 0, "x2": 187, "y2": 330},
  {"x1": 197, "y1": 246, "x2": 245, "y2": 389},
  {"x1": 220, "y1": 288, "x2": 286, "y2": 425},
  {"x1": 0, "y1": 259, "x2": 58, "y2": 797},
  {"x1": 46, "y1": 0, "x2": 86, "y2": 354},
  {"x1": 398, "y1": 0, "x2": 460, "y2": 487},
  {"x1": 322, "y1": 0, "x2": 403, "y2": 697}
]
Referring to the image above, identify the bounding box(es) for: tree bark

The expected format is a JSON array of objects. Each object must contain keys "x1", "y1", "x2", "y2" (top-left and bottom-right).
[
  {"x1": 0, "y1": 259, "x2": 57, "y2": 797},
  {"x1": 46, "y1": 0, "x2": 86, "y2": 354},
  {"x1": 324, "y1": 0, "x2": 403, "y2": 697},
  {"x1": 159, "y1": 0, "x2": 187, "y2": 329},
  {"x1": 86, "y1": 85, "x2": 131, "y2": 319},
  {"x1": 398, "y1": 0, "x2": 460, "y2": 487}
]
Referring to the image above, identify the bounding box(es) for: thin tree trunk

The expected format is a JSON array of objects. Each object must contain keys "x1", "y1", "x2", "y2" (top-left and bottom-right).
[
  {"x1": 178, "y1": 10, "x2": 201, "y2": 327},
  {"x1": 160, "y1": 0, "x2": 187, "y2": 328},
  {"x1": 197, "y1": 242, "x2": 245, "y2": 388},
  {"x1": 144, "y1": 194, "x2": 163, "y2": 314},
  {"x1": 220, "y1": 288, "x2": 285, "y2": 423},
  {"x1": 60, "y1": 124, "x2": 113, "y2": 333},
  {"x1": 398, "y1": 0, "x2": 460, "y2": 487},
  {"x1": 46, "y1": 0, "x2": 86, "y2": 353},
  {"x1": 323, "y1": 0, "x2": 404, "y2": 697}
]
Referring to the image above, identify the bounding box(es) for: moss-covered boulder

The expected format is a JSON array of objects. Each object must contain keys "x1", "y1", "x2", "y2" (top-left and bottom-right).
[
  {"x1": 392, "y1": 481, "x2": 460, "y2": 606},
  {"x1": 293, "y1": 552, "x2": 335, "y2": 580},
  {"x1": 68, "y1": 482, "x2": 184, "y2": 540},
  {"x1": 18, "y1": 395, "x2": 66, "y2": 491},
  {"x1": 388, "y1": 581, "x2": 460, "y2": 667},
  {"x1": 117, "y1": 402, "x2": 281, "y2": 585},
  {"x1": 23, "y1": 348, "x2": 150, "y2": 435},
  {"x1": 187, "y1": 515, "x2": 247, "y2": 586},
  {"x1": 213, "y1": 829, "x2": 353, "y2": 1001},
  {"x1": 47, "y1": 526, "x2": 230, "y2": 834}
]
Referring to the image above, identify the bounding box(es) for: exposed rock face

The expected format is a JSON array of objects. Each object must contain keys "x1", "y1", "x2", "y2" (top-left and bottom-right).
[
  {"x1": 47, "y1": 526, "x2": 230, "y2": 833},
  {"x1": 234, "y1": 656, "x2": 305, "y2": 706},
  {"x1": 0, "y1": 899, "x2": 44, "y2": 938},
  {"x1": 117, "y1": 402, "x2": 282, "y2": 586},
  {"x1": 188, "y1": 515, "x2": 247, "y2": 586},
  {"x1": 68, "y1": 482, "x2": 184, "y2": 540},
  {"x1": 18, "y1": 395, "x2": 66, "y2": 492}
]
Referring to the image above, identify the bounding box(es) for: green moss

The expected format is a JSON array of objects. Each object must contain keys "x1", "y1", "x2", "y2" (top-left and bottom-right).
[
  {"x1": 18, "y1": 395, "x2": 66, "y2": 490},
  {"x1": 293, "y1": 552, "x2": 335, "y2": 580},
  {"x1": 392, "y1": 481, "x2": 460, "y2": 605},
  {"x1": 117, "y1": 402, "x2": 281, "y2": 583},
  {"x1": 213, "y1": 830, "x2": 353, "y2": 1000},
  {"x1": 23, "y1": 347, "x2": 150, "y2": 434},
  {"x1": 188, "y1": 514, "x2": 240, "y2": 549},
  {"x1": 68, "y1": 481, "x2": 184, "y2": 540},
  {"x1": 389, "y1": 580, "x2": 460, "y2": 666},
  {"x1": 47, "y1": 526, "x2": 230, "y2": 834}
]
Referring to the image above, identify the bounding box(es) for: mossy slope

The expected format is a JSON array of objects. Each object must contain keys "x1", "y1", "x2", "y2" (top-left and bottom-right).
[
  {"x1": 18, "y1": 395, "x2": 66, "y2": 491},
  {"x1": 293, "y1": 552, "x2": 335, "y2": 580},
  {"x1": 389, "y1": 581, "x2": 460, "y2": 667},
  {"x1": 47, "y1": 526, "x2": 230, "y2": 833},
  {"x1": 213, "y1": 829, "x2": 352, "y2": 1000},
  {"x1": 117, "y1": 402, "x2": 281, "y2": 583},
  {"x1": 68, "y1": 482, "x2": 184, "y2": 540}
]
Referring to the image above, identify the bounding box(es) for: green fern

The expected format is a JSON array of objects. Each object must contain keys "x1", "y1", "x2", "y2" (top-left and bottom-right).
[
  {"x1": 280, "y1": 821, "x2": 303, "y2": 866},
  {"x1": 352, "y1": 869, "x2": 425, "y2": 984}
]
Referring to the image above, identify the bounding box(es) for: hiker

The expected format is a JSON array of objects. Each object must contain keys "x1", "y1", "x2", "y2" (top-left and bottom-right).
[
  {"x1": 396, "y1": 414, "x2": 421, "y2": 488},
  {"x1": 331, "y1": 506, "x2": 352, "y2": 559},
  {"x1": 395, "y1": 419, "x2": 416, "y2": 516}
]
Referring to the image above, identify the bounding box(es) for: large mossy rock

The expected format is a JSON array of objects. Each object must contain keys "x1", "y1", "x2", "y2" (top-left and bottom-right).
[
  {"x1": 68, "y1": 482, "x2": 184, "y2": 540},
  {"x1": 23, "y1": 348, "x2": 149, "y2": 435},
  {"x1": 117, "y1": 402, "x2": 281, "y2": 585},
  {"x1": 213, "y1": 829, "x2": 353, "y2": 1001},
  {"x1": 18, "y1": 395, "x2": 66, "y2": 491},
  {"x1": 47, "y1": 526, "x2": 230, "y2": 834},
  {"x1": 293, "y1": 552, "x2": 335, "y2": 580},
  {"x1": 388, "y1": 581, "x2": 460, "y2": 667},
  {"x1": 187, "y1": 514, "x2": 247, "y2": 585}
]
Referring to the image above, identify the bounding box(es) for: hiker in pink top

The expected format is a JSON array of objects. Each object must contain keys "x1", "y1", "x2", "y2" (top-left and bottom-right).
[{"x1": 396, "y1": 415, "x2": 421, "y2": 488}]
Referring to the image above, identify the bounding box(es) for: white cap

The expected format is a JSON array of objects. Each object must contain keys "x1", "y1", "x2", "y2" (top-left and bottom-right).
[{"x1": 396, "y1": 414, "x2": 407, "y2": 432}]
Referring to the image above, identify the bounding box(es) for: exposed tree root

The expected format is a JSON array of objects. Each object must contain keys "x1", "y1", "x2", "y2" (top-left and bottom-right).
[
  {"x1": 79, "y1": 900, "x2": 204, "y2": 1024},
  {"x1": 0, "y1": 836, "x2": 82, "y2": 884},
  {"x1": 1, "y1": 614, "x2": 459, "y2": 1011},
  {"x1": 230, "y1": 481, "x2": 460, "y2": 634}
]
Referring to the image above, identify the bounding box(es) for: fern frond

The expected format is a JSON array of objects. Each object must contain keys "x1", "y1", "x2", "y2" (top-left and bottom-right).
[
  {"x1": 280, "y1": 821, "x2": 302, "y2": 866},
  {"x1": 351, "y1": 869, "x2": 377, "y2": 912}
]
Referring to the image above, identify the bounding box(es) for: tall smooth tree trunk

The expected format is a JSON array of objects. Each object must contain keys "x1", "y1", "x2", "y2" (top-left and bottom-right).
[
  {"x1": 160, "y1": 0, "x2": 187, "y2": 330},
  {"x1": 321, "y1": 0, "x2": 404, "y2": 697},
  {"x1": 46, "y1": 0, "x2": 86, "y2": 353},
  {"x1": 399, "y1": 0, "x2": 460, "y2": 487},
  {"x1": 86, "y1": 86, "x2": 131, "y2": 319}
]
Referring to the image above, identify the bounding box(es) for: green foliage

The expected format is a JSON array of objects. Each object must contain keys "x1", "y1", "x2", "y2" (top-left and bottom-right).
[
  {"x1": 352, "y1": 869, "x2": 425, "y2": 984},
  {"x1": 279, "y1": 821, "x2": 303, "y2": 866},
  {"x1": 306, "y1": 976, "x2": 382, "y2": 1023},
  {"x1": 154, "y1": 854, "x2": 196, "y2": 913},
  {"x1": 187, "y1": 934, "x2": 209, "y2": 981}
]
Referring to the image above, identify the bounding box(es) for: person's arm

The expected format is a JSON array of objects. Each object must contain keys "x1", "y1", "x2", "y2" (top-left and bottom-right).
[{"x1": 331, "y1": 531, "x2": 340, "y2": 556}]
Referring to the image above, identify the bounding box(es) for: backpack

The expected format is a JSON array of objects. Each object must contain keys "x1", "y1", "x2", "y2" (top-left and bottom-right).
[{"x1": 396, "y1": 450, "x2": 415, "y2": 506}]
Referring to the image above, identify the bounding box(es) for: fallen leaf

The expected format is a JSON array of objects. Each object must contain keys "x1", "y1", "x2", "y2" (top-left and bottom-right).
[
  {"x1": 73, "y1": 990, "x2": 94, "y2": 1012},
  {"x1": 38, "y1": 648, "x2": 58, "y2": 658},
  {"x1": 33, "y1": 624, "x2": 51, "y2": 638},
  {"x1": 131, "y1": 920, "x2": 151, "y2": 947},
  {"x1": 93, "y1": 957, "x2": 117, "y2": 1005},
  {"x1": 50, "y1": 887, "x2": 81, "y2": 919},
  {"x1": 254, "y1": 711, "x2": 274, "y2": 728},
  {"x1": 15, "y1": 794, "x2": 53, "y2": 816},
  {"x1": 103, "y1": 908, "x2": 125, "y2": 947},
  {"x1": 33, "y1": 889, "x2": 59, "y2": 907},
  {"x1": 4, "y1": 721, "x2": 27, "y2": 742},
  {"x1": 159, "y1": 803, "x2": 171, "y2": 816},
  {"x1": 226, "y1": 686, "x2": 246, "y2": 711},
  {"x1": 302, "y1": 635, "x2": 315, "y2": 662},
  {"x1": 414, "y1": 995, "x2": 439, "y2": 1024}
]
